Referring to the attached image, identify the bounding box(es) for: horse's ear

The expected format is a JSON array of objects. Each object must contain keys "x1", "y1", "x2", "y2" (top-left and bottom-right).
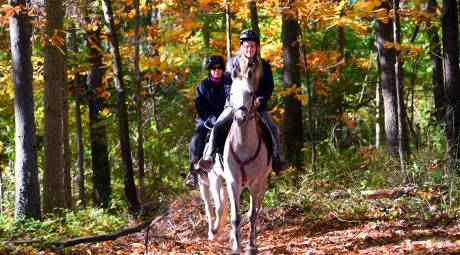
[{"x1": 232, "y1": 68, "x2": 239, "y2": 80}]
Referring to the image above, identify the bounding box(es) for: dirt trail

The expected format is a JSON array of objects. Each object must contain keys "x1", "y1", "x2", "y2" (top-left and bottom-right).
[{"x1": 76, "y1": 192, "x2": 460, "y2": 254}]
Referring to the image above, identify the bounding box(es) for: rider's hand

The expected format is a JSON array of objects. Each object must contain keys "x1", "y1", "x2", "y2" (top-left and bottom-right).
[
  {"x1": 207, "y1": 115, "x2": 217, "y2": 126},
  {"x1": 253, "y1": 98, "x2": 261, "y2": 108}
]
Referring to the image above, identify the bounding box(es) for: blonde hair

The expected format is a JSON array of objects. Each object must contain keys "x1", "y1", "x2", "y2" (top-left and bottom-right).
[{"x1": 236, "y1": 46, "x2": 262, "y2": 91}]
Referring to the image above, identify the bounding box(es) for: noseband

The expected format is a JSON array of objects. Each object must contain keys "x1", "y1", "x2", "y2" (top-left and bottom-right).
[{"x1": 231, "y1": 95, "x2": 256, "y2": 122}]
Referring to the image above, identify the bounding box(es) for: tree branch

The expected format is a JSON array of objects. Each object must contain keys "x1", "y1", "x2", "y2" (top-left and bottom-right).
[{"x1": 1, "y1": 215, "x2": 164, "y2": 247}]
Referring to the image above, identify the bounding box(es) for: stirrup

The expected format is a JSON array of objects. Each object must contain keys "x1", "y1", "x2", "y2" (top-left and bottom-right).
[{"x1": 184, "y1": 172, "x2": 197, "y2": 188}]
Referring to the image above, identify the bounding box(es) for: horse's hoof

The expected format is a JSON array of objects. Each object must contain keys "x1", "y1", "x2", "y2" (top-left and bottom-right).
[
  {"x1": 245, "y1": 246, "x2": 258, "y2": 255},
  {"x1": 208, "y1": 232, "x2": 215, "y2": 241}
]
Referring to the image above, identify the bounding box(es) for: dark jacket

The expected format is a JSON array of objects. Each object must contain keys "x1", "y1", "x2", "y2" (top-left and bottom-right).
[
  {"x1": 230, "y1": 55, "x2": 274, "y2": 111},
  {"x1": 195, "y1": 74, "x2": 231, "y2": 126}
]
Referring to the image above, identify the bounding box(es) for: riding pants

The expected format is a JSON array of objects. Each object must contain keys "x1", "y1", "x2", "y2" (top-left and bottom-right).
[{"x1": 189, "y1": 124, "x2": 209, "y2": 164}]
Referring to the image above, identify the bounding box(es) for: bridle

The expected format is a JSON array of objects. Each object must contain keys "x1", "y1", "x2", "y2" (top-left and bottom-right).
[
  {"x1": 230, "y1": 93, "x2": 257, "y2": 123},
  {"x1": 228, "y1": 90, "x2": 260, "y2": 186}
]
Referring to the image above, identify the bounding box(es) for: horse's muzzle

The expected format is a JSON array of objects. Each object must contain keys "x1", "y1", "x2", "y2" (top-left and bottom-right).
[{"x1": 234, "y1": 110, "x2": 247, "y2": 125}]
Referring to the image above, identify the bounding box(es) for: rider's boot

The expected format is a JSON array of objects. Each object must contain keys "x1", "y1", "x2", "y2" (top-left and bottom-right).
[
  {"x1": 198, "y1": 154, "x2": 214, "y2": 172},
  {"x1": 272, "y1": 156, "x2": 290, "y2": 176},
  {"x1": 185, "y1": 165, "x2": 198, "y2": 188},
  {"x1": 198, "y1": 141, "x2": 215, "y2": 171}
]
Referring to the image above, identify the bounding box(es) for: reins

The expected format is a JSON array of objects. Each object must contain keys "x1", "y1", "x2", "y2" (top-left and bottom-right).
[{"x1": 229, "y1": 135, "x2": 262, "y2": 186}]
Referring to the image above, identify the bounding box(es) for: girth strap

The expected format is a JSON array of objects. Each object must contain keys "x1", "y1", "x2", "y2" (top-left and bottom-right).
[{"x1": 229, "y1": 136, "x2": 262, "y2": 186}]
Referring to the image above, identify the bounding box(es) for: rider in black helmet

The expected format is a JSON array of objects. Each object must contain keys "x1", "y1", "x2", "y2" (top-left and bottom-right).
[
  {"x1": 199, "y1": 29, "x2": 289, "y2": 175},
  {"x1": 185, "y1": 55, "x2": 231, "y2": 187}
]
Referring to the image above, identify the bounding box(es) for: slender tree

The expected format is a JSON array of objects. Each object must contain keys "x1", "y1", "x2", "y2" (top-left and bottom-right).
[
  {"x1": 374, "y1": 0, "x2": 398, "y2": 156},
  {"x1": 376, "y1": 59, "x2": 383, "y2": 148},
  {"x1": 43, "y1": 0, "x2": 66, "y2": 212},
  {"x1": 393, "y1": 0, "x2": 409, "y2": 183},
  {"x1": 83, "y1": 9, "x2": 111, "y2": 207},
  {"x1": 225, "y1": 0, "x2": 232, "y2": 68},
  {"x1": 442, "y1": 0, "x2": 460, "y2": 174},
  {"x1": 426, "y1": 0, "x2": 446, "y2": 122},
  {"x1": 148, "y1": 4, "x2": 161, "y2": 132},
  {"x1": 281, "y1": 1, "x2": 303, "y2": 168},
  {"x1": 102, "y1": 0, "x2": 140, "y2": 214},
  {"x1": 134, "y1": 0, "x2": 145, "y2": 201},
  {"x1": 70, "y1": 23, "x2": 85, "y2": 206},
  {"x1": 300, "y1": 32, "x2": 316, "y2": 172},
  {"x1": 332, "y1": 0, "x2": 345, "y2": 149},
  {"x1": 248, "y1": 1, "x2": 260, "y2": 38},
  {"x1": 10, "y1": 0, "x2": 41, "y2": 219},
  {"x1": 62, "y1": 33, "x2": 72, "y2": 209}
]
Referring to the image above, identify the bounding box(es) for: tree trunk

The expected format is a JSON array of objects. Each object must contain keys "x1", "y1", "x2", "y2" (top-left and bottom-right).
[
  {"x1": 43, "y1": 0, "x2": 65, "y2": 213},
  {"x1": 102, "y1": 0, "x2": 140, "y2": 214},
  {"x1": 0, "y1": 167, "x2": 3, "y2": 213},
  {"x1": 62, "y1": 34, "x2": 72, "y2": 209},
  {"x1": 70, "y1": 23, "x2": 85, "y2": 206},
  {"x1": 374, "y1": 0, "x2": 398, "y2": 156},
  {"x1": 442, "y1": 0, "x2": 460, "y2": 174},
  {"x1": 149, "y1": 5, "x2": 161, "y2": 132},
  {"x1": 427, "y1": 0, "x2": 446, "y2": 122},
  {"x1": 300, "y1": 33, "x2": 317, "y2": 173},
  {"x1": 248, "y1": 1, "x2": 260, "y2": 38},
  {"x1": 134, "y1": 0, "x2": 145, "y2": 202},
  {"x1": 393, "y1": 0, "x2": 409, "y2": 183},
  {"x1": 332, "y1": 25, "x2": 345, "y2": 149},
  {"x1": 85, "y1": 23, "x2": 111, "y2": 208},
  {"x1": 376, "y1": 60, "x2": 383, "y2": 148},
  {"x1": 10, "y1": 0, "x2": 41, "y2": 220},
  {"x1": 225, "y1": 0, "x2": 232, "y2": 69},
  {"x1": 281, "y1": 0, "x2": 303, "y2": 168}
]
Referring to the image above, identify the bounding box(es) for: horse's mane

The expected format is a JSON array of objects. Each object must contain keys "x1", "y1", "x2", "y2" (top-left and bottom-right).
[
  {"x1": 237, "y1": 56, "x2": 261, "y2": 92},
  {"x1": 232, "y1": 67, "x2": 256, "y2": 92}
]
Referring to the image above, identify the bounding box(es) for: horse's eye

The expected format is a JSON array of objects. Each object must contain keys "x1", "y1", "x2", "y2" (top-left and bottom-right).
[{"x1": 248, "y1": 92, "x2": 254, "y2": 97}]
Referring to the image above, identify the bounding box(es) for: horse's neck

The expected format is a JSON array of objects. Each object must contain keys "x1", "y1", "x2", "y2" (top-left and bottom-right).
[{"x1": 230, "y1": 119, "x2": 259, "y2": 153}]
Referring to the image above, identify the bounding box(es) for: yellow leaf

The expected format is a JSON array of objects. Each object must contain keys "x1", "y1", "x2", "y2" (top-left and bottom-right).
[
  {"x1": 100, "y1": 108, "x2": 110, "y2": 116},
  {"x1": 103, "y1": 216, "x2": 109, "y2": 227},
  {"x1": 126, "y1": 9, "x2": 136, "y2": 20}
]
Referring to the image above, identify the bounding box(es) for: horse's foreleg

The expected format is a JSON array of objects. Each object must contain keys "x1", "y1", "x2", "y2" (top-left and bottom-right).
[
  {"x1": 227, "y1": 182, "x2": 242, "y2": 255},
  {"x1": 219, "y1": 185, "x2": 228, "y2": 229},
  {"x1": 245, "y1": 192, "x2": 261, "y2": 254},
  {"x1": 198, "y1": 174, "x2": 214, "y2": 240},
  {"x1": 210, "y1": 177, "x2": 225, "y2": 238},
  {"x1": 246, "y1": 182, "x2": 265, "y2": 255}
]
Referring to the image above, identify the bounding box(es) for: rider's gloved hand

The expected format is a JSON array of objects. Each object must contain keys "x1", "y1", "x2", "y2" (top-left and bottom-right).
[{"x1": 207, "y1": 115, "x2": 217, "y2": 126}]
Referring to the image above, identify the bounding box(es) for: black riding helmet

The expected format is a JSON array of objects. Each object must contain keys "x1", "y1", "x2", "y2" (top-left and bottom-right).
[
  {"x1": 239, "y1": 29, "x2": 260, "y2": 45},
  {"x1": 206, "y1": 55, "x2": 225, "y2": 71}
]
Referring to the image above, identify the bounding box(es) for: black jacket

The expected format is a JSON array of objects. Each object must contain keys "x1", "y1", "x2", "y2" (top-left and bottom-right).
[
  {"x1": 230, "y1": 55, "x2": 274, "y2": 111},
  {"x1": 195, "y1": 74, "x2": 232, "y2": 126}
]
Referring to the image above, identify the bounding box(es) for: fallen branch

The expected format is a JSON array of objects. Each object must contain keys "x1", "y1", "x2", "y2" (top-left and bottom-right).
[
  {"x1": 1, "y1": 215, "x2": 164, "y2": 247},
  {"x1": 361, "y1": 186, "x2": 416, "y2": 199},
  {"x1": 330, "y1": 184, "x2": 450, "y2": 200}
]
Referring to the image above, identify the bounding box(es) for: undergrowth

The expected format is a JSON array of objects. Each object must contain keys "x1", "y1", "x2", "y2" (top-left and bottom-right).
[{"x1": 263, "y1": 135, "x2": 460, "y2": 225}]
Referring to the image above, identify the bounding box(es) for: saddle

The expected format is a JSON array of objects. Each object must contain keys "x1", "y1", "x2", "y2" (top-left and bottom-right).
[{"x1": 215, "y1": 115, "x2": 273, "y2": 164}]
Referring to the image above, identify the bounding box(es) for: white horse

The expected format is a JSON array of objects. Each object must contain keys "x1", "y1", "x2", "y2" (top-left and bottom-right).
[{"x1": 198, "y1": 67, "x2": 271, "y2": 255}]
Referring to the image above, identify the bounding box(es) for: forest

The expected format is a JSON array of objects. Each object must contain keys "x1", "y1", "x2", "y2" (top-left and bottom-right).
[{"x1": 0, "y1": 0, "x2": 459, "y2": 254}]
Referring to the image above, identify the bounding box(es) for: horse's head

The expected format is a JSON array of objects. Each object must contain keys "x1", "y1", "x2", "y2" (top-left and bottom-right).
[{"x1": 230, "y1": 68, "x2": 255, "y2": 126}]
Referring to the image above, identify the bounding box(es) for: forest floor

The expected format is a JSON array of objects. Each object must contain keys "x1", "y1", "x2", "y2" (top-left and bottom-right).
[{"x1": 72, "y1": 190, "x2": 460, "y2": 255}]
